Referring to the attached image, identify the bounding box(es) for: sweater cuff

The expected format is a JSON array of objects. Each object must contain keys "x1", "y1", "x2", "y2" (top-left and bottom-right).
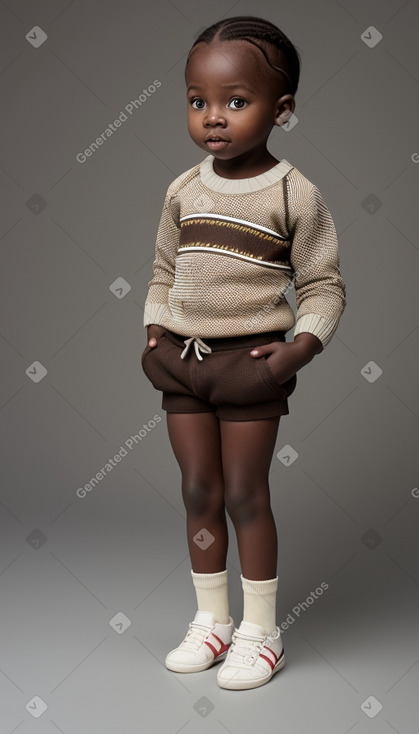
[
  {"x1": 293, "y1": 313, "x2": 341, "y2": 348},
  {"x1": 143, "y1": 302, "x2": 171, "y2": 328}
]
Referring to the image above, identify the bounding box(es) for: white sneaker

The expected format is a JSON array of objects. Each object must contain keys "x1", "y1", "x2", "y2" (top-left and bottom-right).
[
  {"x1": 165, "y1": 610, "x2": 235, "y2": 673},
  {"x1": 217, "y1": 620, "x2": 285, "y2": 690}
]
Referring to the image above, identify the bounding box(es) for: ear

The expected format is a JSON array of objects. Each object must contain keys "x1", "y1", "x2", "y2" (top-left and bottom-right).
[{"x1": 274, "y1": 94, "x2": 295, "y2": 127}]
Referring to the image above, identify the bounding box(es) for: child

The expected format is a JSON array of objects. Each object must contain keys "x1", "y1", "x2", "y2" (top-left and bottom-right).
[{"x1": 141, "y1": 16, "x2": 346, "y2": 691}]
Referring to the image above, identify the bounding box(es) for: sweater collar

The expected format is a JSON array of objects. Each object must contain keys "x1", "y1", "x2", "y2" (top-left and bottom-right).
[{"x1": 199, "y1": 154, "x2": 293, "y2": 194}]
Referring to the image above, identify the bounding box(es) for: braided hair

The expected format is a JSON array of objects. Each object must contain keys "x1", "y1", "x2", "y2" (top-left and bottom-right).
[{"x1": 185, "y1": 16, "x2": 301, "y2": 97}]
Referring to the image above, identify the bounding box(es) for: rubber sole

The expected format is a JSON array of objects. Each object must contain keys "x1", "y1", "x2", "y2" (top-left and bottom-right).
[
  {"x1": 217, "y1": 650, "x2": 286, "y2": 690},
  {"x1": 165, "y1": 649, "x2": 229, "y2": 673}
]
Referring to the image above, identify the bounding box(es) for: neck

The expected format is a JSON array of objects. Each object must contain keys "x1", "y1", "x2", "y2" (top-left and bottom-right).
[{"x1": 212, "y1": 150, "x2": 279, "y2": 180}]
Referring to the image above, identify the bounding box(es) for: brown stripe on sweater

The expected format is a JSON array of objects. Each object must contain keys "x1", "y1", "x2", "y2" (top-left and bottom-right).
[{"x1": 179, "y1": 217, "x2": 291, "y2": 265}]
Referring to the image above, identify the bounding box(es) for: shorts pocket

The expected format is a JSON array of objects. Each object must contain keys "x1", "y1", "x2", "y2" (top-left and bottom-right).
[
  {"x1": 141, "y1": 333, "x2": 167, "y2": 368},
  {"x1": 203, "y1": 348, "x2": 285, "y2": 406},
  {"x1": 141, "y1": 334, "x2": 181, "y2": 392},
  {"x1": 256, "y1": 356, "x2": 287, "y2": 397},
  {"x1": 259, "y1": 357, "x2": 297, "y2": 398},
  {"x1": 141, "y1": 345, "x2": 152, "y2": 368}
]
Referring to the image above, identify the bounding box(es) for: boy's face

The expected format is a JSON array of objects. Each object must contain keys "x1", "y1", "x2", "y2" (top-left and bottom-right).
[{"x1": 185, "y1": 40, "x2": 295, "y2": 164}]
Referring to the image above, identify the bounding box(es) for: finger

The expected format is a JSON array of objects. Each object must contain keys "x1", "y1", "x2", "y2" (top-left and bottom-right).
[
  {"x1": 148, "y1": 337, "x2": 157, "y2": 347},
  {"x1": 250, "y1": 344, "x2": 272, "y2": 357}
]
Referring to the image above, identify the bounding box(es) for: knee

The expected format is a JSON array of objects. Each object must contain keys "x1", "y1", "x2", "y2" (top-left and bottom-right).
[
  {"x1": 225, "y1": 482, "x2": 269, "y2": 524},
  {"x1": 181, "y1": 475, "x2": 224, "y2": 517}
]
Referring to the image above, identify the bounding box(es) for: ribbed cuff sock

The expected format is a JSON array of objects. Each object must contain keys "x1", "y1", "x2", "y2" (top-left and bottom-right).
[
  {"x1": 241, "y1": 574, "x2": 278, "y2": 636},
  {"x1": 191, "y1": 569, "x2": 230, "y2": 624}
]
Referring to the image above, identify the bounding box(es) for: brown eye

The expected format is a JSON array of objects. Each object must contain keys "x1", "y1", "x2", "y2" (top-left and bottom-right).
[{"x1": 228, "y1": 98, "x2": 246, "y2": 109}]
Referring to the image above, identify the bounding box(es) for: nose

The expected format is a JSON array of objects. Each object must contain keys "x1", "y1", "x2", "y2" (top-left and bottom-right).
[{"x1": 203, "y1": 103, "x2": 226, "y2": 127}]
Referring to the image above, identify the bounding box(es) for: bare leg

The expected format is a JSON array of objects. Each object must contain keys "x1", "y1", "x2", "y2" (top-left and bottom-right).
[
  {"x1": 166, "y1": 412, "x2": 228, "y2": 573},
  {"x1": 220, "y1": 416, "x2": 281, "y2": 580}
]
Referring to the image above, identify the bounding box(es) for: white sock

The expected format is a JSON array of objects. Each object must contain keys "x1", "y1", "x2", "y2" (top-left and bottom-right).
[
  {"x1": 241, "y1": 574, "x2": 278, "y2": 636},
  {"x1": 191, "y1": 569, "x2": 230, "y2": 624}
]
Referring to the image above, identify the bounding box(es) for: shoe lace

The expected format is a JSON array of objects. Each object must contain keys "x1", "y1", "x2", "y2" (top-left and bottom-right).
[
  {"x1": 180, "y1": 622, "x2": 211, "y2": 651},
  {"x1": 230, "y1": 626, "x2": 280, "y2": 666}
]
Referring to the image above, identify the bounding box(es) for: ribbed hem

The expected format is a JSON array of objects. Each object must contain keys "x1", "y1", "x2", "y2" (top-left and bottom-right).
[
  {"x1": 294, "y1": 313, "x2": 341, "y2": 348},
  {"x1": 241, "y1": 575, "x2": 278, "y2": 594},
  {"x1": 199, "y1": 155, "x2": 294, "y2": 194},
  {"x1": 143, "y1": 302, "x2": 171, "y2": 328},
  {"x1": 191, "y1": 569, "x2": 228, "y2": 587}
]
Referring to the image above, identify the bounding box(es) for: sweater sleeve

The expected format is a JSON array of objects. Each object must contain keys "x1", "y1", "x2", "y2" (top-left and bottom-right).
[
  {"x1": 287, "y1": 176, "x2": 346, "y2": 348},
  {"x1": 143, "y1": 183, "x2": 180, "y2": 328}
]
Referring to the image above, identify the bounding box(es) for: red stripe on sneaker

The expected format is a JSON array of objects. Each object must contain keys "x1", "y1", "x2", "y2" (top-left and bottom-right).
[
  {"x1": 211, "y1": 633, "x2": 224, "y2": 646},
  {"x1": 204, "y1": 639, "x2": 230, "y2": 658},
  {"x1": 207, "y1": 633, "x2": 222, "y2": 654},
  {"x1": 265, "y1": 646, "x2": 278, "y2": 663},
  {"x1": 204, "y1": 640, "x2": 218, "y2": 657},
  {"x1": 260, "y1": 653, "x2": 275, "y2": 670},
  {"x1": 217, "y1": 641, "x2": 230, "y2": 655}
]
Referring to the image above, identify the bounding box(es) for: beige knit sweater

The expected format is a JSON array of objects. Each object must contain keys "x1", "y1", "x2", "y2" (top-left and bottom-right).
[{"x1": 143, "y1": 155, "x2": 346, "y2": 347}]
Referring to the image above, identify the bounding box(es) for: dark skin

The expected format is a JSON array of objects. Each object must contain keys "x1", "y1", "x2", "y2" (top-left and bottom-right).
[{"x1": 145, "y1": 40, "x2": 322, "y2": 579}]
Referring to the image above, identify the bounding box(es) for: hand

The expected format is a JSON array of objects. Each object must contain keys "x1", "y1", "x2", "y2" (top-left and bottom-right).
[
  {"x1": 250, "y1": 332, "x2": 323, "y2": 384},
  {"x1": 146, "y1": 324, "x2": 166, "y2": 348}
]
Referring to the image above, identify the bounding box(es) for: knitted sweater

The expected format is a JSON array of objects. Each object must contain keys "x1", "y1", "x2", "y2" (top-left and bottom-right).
[{"x1": 143, "y1": 155, "x2": 346, "y2": 347}]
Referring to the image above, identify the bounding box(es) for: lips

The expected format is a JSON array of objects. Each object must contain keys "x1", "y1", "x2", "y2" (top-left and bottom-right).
[
  {"x1": 206, "y1": 139, "x2": 229, "y2": 150},
  {"x1": 205, "y1": 135, "x2": 230, "y2": 151},
  {"x1": 204, "y1": 135, "x2": 228, "y2": 142}
]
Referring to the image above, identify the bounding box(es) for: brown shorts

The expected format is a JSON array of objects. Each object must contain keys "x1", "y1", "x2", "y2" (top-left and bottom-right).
[{"x1": 141, "y1": 329, "x2": 297, "y2": 421}]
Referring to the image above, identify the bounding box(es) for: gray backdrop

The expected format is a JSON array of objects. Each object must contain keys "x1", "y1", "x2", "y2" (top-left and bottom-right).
[{"x1": 1, "y1": 0, "x2": 418, "y2": 732}]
